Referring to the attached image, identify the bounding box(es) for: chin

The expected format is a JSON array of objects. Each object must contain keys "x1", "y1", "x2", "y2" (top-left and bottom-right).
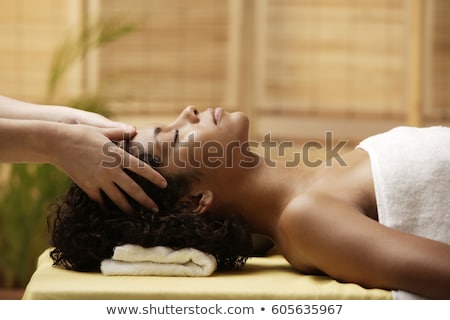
[{"x1": 231, "y1": 111, "x2": 249, "y2": 141}]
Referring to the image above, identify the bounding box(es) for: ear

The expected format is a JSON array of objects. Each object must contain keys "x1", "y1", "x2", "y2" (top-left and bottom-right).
[{"x1": 190, "y1": 190, "x2": 214, "y2": 214}]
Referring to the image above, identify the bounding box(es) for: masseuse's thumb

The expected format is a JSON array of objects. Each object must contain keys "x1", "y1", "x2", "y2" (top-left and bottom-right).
[{"x1": 101, "y1": 125, "x2": 137, "y2": 141}]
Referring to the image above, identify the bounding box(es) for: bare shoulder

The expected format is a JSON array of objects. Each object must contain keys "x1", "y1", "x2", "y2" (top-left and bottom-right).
[
  {"x1": 276, "y1": 191, "x2": 382, "y2": 276},
  {"x1": 275, "y1": 192, "x2": 347, "y2": 273},
  {"x1": 279, "y1": 192, "x2": 351, "y2": 227},
  {"x1": 276, "y1": 192, "x2": 450, "y2": 298}
]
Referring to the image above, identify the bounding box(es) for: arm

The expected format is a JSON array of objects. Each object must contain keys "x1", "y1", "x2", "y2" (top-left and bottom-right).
[
  {"x1": 0, "y1": 95, "x2": 76, "y2": 122},
  {"x1": 0, "y1": 95, "x2": 167, "y2": 213},
  {"x1": 0, "y1": 94, "x2": 131, "y2": 127},
  {"x1": 0, "y1": 118, "x2": 55, "y2": 163},
  {"x1": 280, "y1": 193, "x2": 450, "y2": 299}
]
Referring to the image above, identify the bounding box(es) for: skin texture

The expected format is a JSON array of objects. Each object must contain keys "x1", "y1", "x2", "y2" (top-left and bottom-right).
[{"x1": 51, "y1": 105, "x2": 450, "y2": 298}]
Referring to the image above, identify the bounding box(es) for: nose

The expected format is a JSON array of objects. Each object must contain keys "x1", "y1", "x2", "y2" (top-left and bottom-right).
[{"x1": 178, "y1": 105, "x2": 200, "y2": 124}]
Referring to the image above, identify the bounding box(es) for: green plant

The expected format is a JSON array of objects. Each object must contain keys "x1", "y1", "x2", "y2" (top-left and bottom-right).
[
  {"x1": 0, "y1": 18, "x2": 136, "y2": 288},
  {"x1": 47, "y1": 19, "x2": 137, "y2": 100},
  {"x1": 0, "y1": 164, "x2": 70, "y2": 287}
]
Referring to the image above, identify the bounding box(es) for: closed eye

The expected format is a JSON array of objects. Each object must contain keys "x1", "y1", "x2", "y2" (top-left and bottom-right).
[{"x1": 173, "y1": 129, "x2": 179, "y2": 145}]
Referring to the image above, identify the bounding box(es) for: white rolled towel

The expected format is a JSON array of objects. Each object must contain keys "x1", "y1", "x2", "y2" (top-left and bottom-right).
[{"x1": 101, "y1": 244, "x2": 217, "y2": 277}]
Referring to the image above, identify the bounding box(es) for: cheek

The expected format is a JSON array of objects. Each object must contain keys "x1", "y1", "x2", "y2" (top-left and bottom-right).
[
  {"x1": 173, "y1": 121, "x2": 248, "y2": 169},
  {"x1": 164, "y1": 145, "x2": 203, "y2": 171}
]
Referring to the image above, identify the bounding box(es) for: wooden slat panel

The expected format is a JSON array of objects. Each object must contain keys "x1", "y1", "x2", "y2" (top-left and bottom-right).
[
  {"x1": 431, "y1": 0, "x2": 450, "y2": 111},
  {"x1": 0, "y1": 0, "x2": 81, "y2": 102},
  {"x1": 98, "y1": 0, "x2": 236, "y2": 115},
  {"x1": 258, "y1": 0, "x2": 406, "y2": 116}
]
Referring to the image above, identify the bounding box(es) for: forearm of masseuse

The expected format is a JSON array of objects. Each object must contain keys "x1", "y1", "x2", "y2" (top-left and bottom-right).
[{"x1": 0, "y1": 118, "x2": 63, "y2": 163}]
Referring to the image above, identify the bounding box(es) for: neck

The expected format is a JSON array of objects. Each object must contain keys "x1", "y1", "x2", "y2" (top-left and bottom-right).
[{"x1": 212, "y1": 153, "x2": 316, "y2": 238}]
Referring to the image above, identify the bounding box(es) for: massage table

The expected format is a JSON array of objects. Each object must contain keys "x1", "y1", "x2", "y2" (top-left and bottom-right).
[{"x1": 23, "y1": 248, "x2": 391, "y2": 300}]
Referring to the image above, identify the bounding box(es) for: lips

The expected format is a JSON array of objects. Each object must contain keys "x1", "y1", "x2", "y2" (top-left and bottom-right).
[{"x1": 213, "y1": 107, "x2": 223, "y2": 125}]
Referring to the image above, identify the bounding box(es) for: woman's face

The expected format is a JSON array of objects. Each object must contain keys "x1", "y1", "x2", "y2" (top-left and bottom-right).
[{"x1": 130, "y1": 105, "x2": 249, "y2": 175}]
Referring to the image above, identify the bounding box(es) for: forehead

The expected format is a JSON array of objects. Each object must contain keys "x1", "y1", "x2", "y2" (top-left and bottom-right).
[
  {"x1": 130, "y1": 124, "x2": 179, "y2": 155},
  {"x1": 133, "y1": 126, "x2": 157, "y2": 143}
]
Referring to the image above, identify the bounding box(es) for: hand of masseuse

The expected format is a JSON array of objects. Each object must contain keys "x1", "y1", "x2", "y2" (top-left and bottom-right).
[{"x1": 54, "y1": 109, "x2": 167, "y2": 214}]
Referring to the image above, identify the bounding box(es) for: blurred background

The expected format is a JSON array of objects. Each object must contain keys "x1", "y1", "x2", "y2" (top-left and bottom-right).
[{"x1": 1, "y1": 0, "x2": 449, "y2": 297}]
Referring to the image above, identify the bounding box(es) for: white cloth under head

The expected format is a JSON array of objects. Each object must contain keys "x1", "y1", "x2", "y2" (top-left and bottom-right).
[{"x1": 101, "y1": 244, "x2": 217, "y2": 277}]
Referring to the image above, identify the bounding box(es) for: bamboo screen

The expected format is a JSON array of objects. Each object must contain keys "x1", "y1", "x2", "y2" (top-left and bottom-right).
[
  {"x1": 98, "y1": 0, "x2": 411, "y2": 124},
  {"x1": 98, "y1": 0, "x2": 238, "y2": 115},
  {"x1": 1, "y1": 0, "x2": 448, "y2": 130},
  {"x1": 426, "y1": 0, "x2": 450, "y2": 120},
  {"x1": 255, "y1": 0, "x2": 406, "y2": 117},
  {"x1": 0, "y1": 0, "x2": 80, "y2": 102}
]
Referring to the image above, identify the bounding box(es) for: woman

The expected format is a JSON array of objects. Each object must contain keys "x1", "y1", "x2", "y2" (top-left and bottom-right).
[{"x1": 49, "y1": 106, "x2": 450, "y2": 299}]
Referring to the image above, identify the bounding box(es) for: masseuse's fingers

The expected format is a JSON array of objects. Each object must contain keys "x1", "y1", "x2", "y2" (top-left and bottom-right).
[
  {"x1": 102, "y1": 182, "x2": 135, "y2": 215},
  {"x1": 113, "y1": 170, "x2": 159, "y2": 213},
  {"x1": 101, "y1": 127, "x2": 167, "y2": 189},
  {"x1": 124, "y1": 151, "x2": 168, "y2": 189},
  {"x1": 102, "y1": 126, "x2": 137, "y2": 142},
  {"x1": 75, "y1": 110, "x2": 138, "y2": 133},
  {"x1": 109, "y1": 147, "x2": 162, "y2": 212},
  {"x1": 96, "y1": 131, "x2": 164, "y2": 213},
  {"x1": 84, "y1": 189, "x2": 109, "y2": 213}
]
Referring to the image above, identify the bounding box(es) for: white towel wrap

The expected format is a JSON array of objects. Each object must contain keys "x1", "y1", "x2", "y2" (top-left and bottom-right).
[
  {"x1": 357, "y1": 126, "x2": 450, "y2": 299},
  {"x1": 101, "y1": 244, "x2": 217, "y2": 277}
]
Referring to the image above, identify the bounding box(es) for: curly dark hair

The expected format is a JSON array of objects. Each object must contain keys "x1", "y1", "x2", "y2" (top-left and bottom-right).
[{"x1": 48, "y1": 151, "x2": 253, "y2": 273}]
